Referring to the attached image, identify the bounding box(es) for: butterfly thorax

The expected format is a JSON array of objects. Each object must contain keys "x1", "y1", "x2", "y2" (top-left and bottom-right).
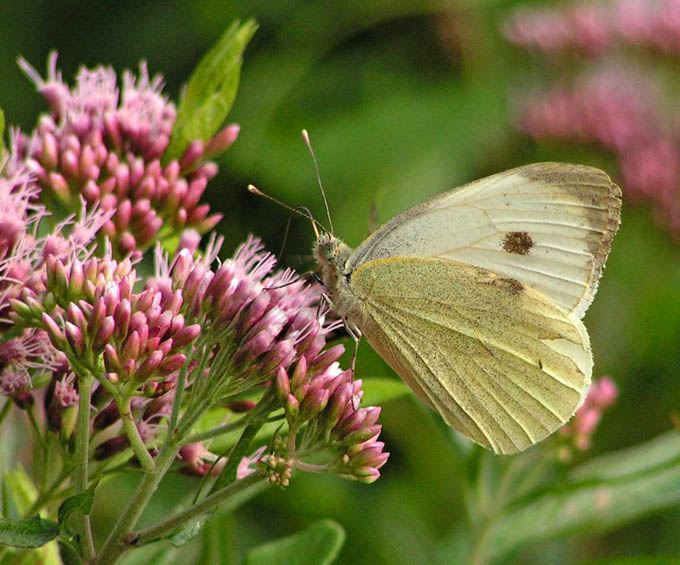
[{"x1": 313, "y1": 234, "x2": 363, "y2": 324}]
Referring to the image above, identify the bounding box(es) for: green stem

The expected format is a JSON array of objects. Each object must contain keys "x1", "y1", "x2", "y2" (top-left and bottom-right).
[
  {"x1": 469, "y1": 518, "x2": 495, "y2": 565},
  {"x1": 210, "y1": 389, "x2": 278, "y2": 493},
  {"x1": 0, "y1": 399, "x2": 11, "y2": 430},
  {"x1": 95, "y1": 442, "x2": 179, "y2": 565},
  {"x1": 26, "y1": 406, "x2": 45, "y2": 449},
  {"x1": 295, "y1": 461, "x2": 330, "y2": 473},
  {"x1": 118, "y1": 395, "x2": 155, "y2": 472},
  {"x1": 513, "y1": 455, "x2": 551, "y2": 499},
  {"x1": 75, "y1": 374, "x2": 96, "y2": 562},
  {"x1": 26, "y1": 406, "x2": 48, "y2": 495},
  {"x1": 129, "y1": 473, "x2": 266, "y2": 548}
]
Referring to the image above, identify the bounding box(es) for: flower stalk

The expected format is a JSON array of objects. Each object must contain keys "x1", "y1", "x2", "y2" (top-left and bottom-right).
[
  {"x1": 74, "y1": 372, "x2": 96, "y2": 561},
  {"x1": 127, "y1": 472, "x2": 266, "y2": 549}
]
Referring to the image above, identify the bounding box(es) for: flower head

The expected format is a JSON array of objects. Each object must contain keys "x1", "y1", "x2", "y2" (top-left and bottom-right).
[
  {"x1": 163, "y1": 235, "x2": 335, "y2": 385},
  {"x1": 17, "y1": 53, "x2": 237, "y2": 258},
  {"x1": 276, "y1": 358, "x2": 389, "y2": 484}
]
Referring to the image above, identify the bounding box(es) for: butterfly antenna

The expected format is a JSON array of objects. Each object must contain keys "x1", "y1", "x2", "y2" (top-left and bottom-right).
[
  {"x1": 302, "y1": 129, "x2": 334, "y2": 233},
  {"x1": 279, "y1": 213, "x2": 295, "y2": 258},
  {"x1": 248, "y1": 184, "x2": 323, "y2": 239}
]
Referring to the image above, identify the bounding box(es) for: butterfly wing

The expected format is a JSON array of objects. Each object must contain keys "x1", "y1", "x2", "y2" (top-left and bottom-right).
[
  {"x1": 348, "y1": 163, "x2": 621, "y2": 319},
  {"x1": 350, "y1": 256, "x2": 592, "y2": 454}
]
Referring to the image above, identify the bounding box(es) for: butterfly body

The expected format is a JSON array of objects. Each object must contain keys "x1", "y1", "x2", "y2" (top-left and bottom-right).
[{"x1": 313, "y1": 163, "x2": 621, "y2": 454}]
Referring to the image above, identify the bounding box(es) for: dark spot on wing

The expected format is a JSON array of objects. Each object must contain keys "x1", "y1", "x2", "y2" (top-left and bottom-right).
[
  {"x1": 502, "y1": 231, "x2": 534, "y2": 255},
  {"x1": 482, "y1": 276, "x2": 524, "y2": 295},
  {"x1": 498, "y1": 278, "x2": 524, "y2": 294},
  {"x1": 538, "y1": 359, "x2": 543, "y2": 369}
]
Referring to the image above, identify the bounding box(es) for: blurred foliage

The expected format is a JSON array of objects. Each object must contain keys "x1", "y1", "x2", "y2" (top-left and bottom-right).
[{"x1": 2, "y1": 0, "x2": 680, "y2": 563}]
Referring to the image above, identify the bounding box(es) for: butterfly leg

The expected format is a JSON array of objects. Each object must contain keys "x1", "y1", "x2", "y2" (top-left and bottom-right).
[
  {"x1": 317, "y1": 291, "x2": 334, "y2": 319},
  {"x1": 345, "y1": 321, "x2": 362, "y2": 409}
]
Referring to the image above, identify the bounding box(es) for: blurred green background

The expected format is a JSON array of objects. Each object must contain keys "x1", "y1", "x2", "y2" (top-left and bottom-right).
[{"x1": 2, "y1": 0, "x2": 680, "y2": 563}]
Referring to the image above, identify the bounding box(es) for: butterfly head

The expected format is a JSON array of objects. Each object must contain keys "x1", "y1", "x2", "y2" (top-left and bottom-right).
[{"x1": 313, "y1": 233, "x2": 353, "y2": 294}]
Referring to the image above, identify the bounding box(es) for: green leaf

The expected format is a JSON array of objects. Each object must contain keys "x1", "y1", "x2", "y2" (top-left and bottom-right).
[
  {"x1": 2, "y1": 466, "x2": 38, "y2": 517},
  {"x1": 165, "y1": 19, "x2": 257, "y2": 161},
  {"x1": 245, "y1": 520, "x2": 346, "y2": 565},
  {"x1": 197, "y1": 512, "x2": 232, "y2": 565},
  {"x1": 57, "y1": 481, "x2": 98, "y2": 527},
  {"x1": 0, "y1": 516, "x2": 59, "y2": 548},
  {"x1": 210, "y1": 392, "x2": 277, "y2": 492},
  {"x1": 487, "y1": 431, "x2": 680, "y2": 560},
  {"x1": 360, "y1": 377, "x2": 411, "y2": 406}
]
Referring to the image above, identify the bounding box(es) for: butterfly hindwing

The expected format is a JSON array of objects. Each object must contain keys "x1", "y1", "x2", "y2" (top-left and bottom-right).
[{"x1": 350, "y1": 256, "x2": 592, "y2": 454}]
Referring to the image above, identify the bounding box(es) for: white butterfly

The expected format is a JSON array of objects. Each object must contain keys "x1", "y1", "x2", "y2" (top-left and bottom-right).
[{"x1": 314, "y1": 163, "x2": 621, "y2": 454}]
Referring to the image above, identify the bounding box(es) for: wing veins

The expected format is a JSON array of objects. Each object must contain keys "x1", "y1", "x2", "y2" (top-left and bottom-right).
[
  {"x1": 369, "y1": 300, "x2": 512, "y2": 450},
  {"x1": 494, "y1": 218, "x2": 606, "y2": 232},
  {"x1": 478, "y1": 259, "x2": 588, "y2": 286},
  {"x1": 468, "y1": 356, "x2": 536, "y2": 444},
  {"x1": 376, "y1": 296, "x2": 584, "y2": 394},
  {"x1": 471, "y1": 355, "x2": 563, "y2": 426}
]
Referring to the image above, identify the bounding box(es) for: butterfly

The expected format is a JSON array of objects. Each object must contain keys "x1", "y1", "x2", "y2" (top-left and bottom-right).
[{"x1": 313, "y1": 163, "x2": 621, "y2": 454}]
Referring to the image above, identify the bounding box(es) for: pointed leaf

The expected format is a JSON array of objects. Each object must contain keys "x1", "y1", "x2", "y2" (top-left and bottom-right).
[
  {"x1": 245, "y1": 519, "x2": 345, "y2": 565},
  {"x1": 165, "y1": 20, "x2": 257, "y2": 160},
  {"x1": 487, "y1": 431, "x2": 680, "y2": 559},
  {"x1": 57, "y1": 481, "x2": 98, "y2": 526},
  {"x1": 0, "y1": 516, "x2": 59, "y2": 548}
]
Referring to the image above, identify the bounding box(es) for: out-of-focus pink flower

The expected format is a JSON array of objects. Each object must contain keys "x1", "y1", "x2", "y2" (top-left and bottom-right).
[
  {"x1": 559, "y1": 377, "x2": 619, "y2": 458},
  {"x1": 237, "y1": 445, "x2": 267, "y2": 479},
  {"x1": 504, "y1": 0, "x2": 680, "y2": 56},
  {"x1": 519, "y1": 72, "x2": 658, "y2": 153},
  {"x1": 503, "y1": 2, "x2": 612, "y2": 55},
  {"x1": 178, "y1": 442, "x2": 227, "y2": 476}
]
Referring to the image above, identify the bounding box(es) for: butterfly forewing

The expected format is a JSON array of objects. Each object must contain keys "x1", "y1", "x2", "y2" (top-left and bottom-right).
[
  {"x1": 348, "y1": 163, "x2": 621, "y2": 319},
  {"x1": 350, "y1": 256, "x2": 592, "y2": 454}
]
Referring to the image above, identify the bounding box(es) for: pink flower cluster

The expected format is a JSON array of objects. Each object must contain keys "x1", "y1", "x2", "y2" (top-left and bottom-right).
[
  {"x1": 559, "y1": 377, "x2": 618, "y2": 457},
  {"x1": 276, "y1": 357, "x2": 388, "y2": 484},
  {"x1": 27, "y1": 253, "x2": 202, "y2": 384},
  {"x1": 504, "y1": 0, "x2": 680, "y2": 56},
  {"x1": 165, "y1": 236, "x2": 337, "y2": 382},
  {"x1": 518, "y1": 72, "x2": 680, "y2": 229},
  {"x1": 17, "y1": 53, "x2": 235, "y2": 258},
  {"x1": 0, "y1": 152, "x2": 92, "y2": 403},
  {"x1": 0, "y1": 53, "x2": 388, "y2": 484}
]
